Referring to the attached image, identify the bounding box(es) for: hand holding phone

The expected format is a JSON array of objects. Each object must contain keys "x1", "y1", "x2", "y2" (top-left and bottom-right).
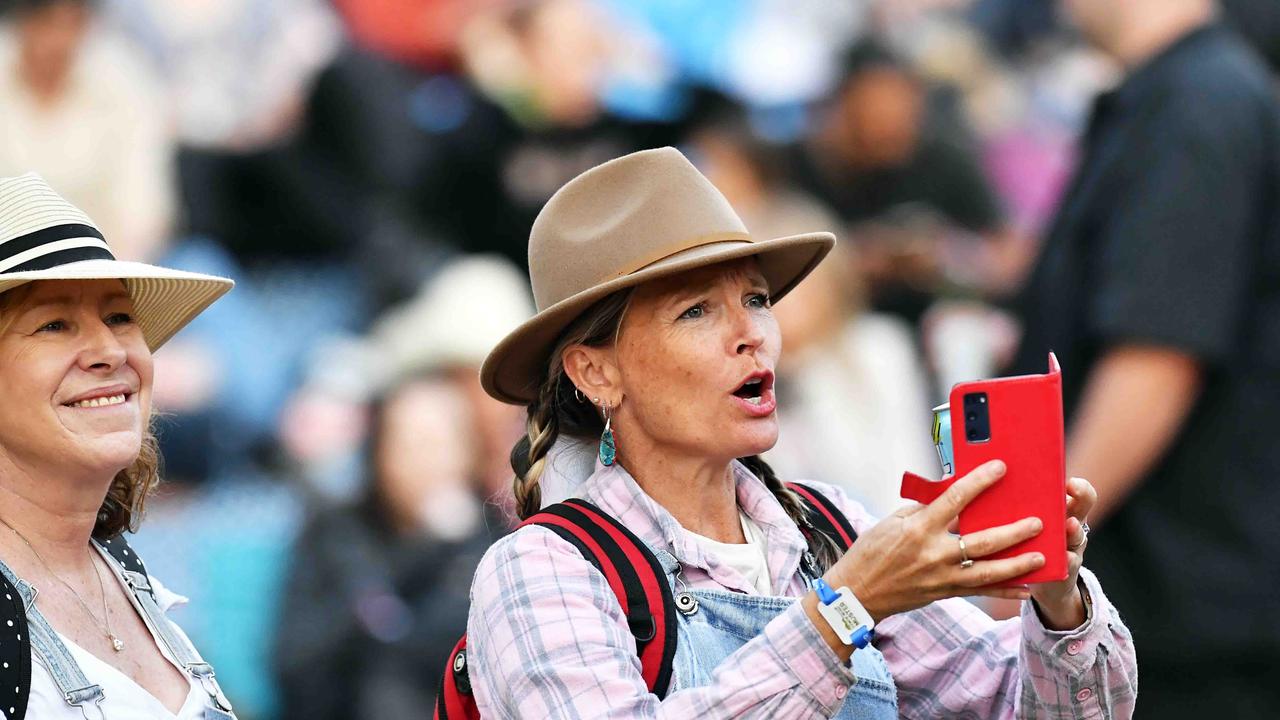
[{"x1": 900, "y1": 354, "x2": 1068, "y2": 586}]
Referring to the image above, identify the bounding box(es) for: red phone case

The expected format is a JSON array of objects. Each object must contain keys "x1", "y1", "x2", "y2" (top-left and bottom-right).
[{"x1": 900, "y1": 353, "x2": 1067, "y2": 586}]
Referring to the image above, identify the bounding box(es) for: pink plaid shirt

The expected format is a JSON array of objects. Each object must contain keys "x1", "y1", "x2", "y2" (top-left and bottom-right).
[{"x1": 468, "y1": 459, "x2": 1138, "y2": 718}]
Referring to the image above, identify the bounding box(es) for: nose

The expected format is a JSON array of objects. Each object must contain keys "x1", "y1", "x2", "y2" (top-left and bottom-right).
[
  {"x1": 77, "y1": 317, "x2": 128, "y2": 373},
  {"x1": 733, "y1": 306, "x2": 767, "y2": 356}
]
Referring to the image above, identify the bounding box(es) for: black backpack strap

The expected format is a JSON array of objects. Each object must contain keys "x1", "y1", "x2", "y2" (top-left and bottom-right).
[
  {"x1": 0, "y1": 568, "x2": 31, "y2": 720},
  {"x1": 787, "y1": 482, "x2": 859, "y2": 552}
]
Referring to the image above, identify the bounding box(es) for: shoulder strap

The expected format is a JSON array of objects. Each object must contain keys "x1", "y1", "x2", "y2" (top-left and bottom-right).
[
  {"x1": 0, "y1": 563, "x2": 31, "y2": 720},
  {"x1": 522, "y1": 499, "x2": 677, "y2": 697},
  {"x1": 435, "y1": 499, "x2": 678, "y2": 720},
  {"x1": 98, "y1": 534, "x2": 150, "y2": 584},
  {"x1": 0, "y1": 536, "x2": 186, "y2": 720},
  {"x1": 786, "y1": 482, "x2": 859, "y2": 552},
  {"x1": 96, "y1": 536, "x2": 236, "y2": 716}
]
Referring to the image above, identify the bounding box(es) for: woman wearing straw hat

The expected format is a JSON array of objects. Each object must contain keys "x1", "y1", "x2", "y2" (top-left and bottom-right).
[
  {"x1": 0, "y1": 174, "x2": 238, "y2": 719},
  {"x1": 467, "y1": 148, "x2": 1137, "y2": 718}
]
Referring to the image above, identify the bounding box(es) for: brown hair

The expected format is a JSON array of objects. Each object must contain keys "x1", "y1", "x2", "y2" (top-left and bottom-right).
[
  {"x1": 509, "y1": 289, "x2": 842, "y2": 571},
  {"x1": 95, "y1": 425, "x2": 160, "y2": 538},
  {"x1": 0, "y1": 283, "x2": 161, "y2": 539}
]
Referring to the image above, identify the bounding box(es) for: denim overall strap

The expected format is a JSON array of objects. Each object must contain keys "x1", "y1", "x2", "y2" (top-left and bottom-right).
[
  {"x1": 93, "y1": 543, "x2": 236, "y2": 719},
  {"x1": 645, "y1": 545, "x2": 899, "y2": 719},
  {"x1": 0, "y1": 558, "x2": 106, "y2": 720}
]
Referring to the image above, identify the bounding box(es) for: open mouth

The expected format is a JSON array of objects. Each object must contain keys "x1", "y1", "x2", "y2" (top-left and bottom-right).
[
  {"x1": 63, "y1": 392, "x2": 131, "y2": 409},
  {"x1": 732, "y1": 374, "x2": 771, "y2": 406}
]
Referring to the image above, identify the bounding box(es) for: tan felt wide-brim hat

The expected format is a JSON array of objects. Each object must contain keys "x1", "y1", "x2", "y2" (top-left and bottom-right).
[
  {"x1": 0, "y1": 173, "x2": 232, "y2": 350},
  {"x1": 481, "y1": 147, "x2": 835, "y2": 405}
]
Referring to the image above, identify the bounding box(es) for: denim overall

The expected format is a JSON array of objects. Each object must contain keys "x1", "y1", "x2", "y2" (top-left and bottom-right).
[
  {"x1": 649, "y1": 545, "x2": 898, "y2": 719},
  {"x1": 0, "y1": 543, "x2": 236, "y2": 720}
]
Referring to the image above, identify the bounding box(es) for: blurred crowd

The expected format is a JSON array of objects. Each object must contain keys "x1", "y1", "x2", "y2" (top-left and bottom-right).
[{"x1": 0, "y1": 0, "x2": 1276, "y2": 716}]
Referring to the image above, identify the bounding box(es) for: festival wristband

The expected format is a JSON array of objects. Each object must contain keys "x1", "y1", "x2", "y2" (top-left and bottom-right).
[{"x1": 812, "y1": 578, "x2": 875, "y2": 648}]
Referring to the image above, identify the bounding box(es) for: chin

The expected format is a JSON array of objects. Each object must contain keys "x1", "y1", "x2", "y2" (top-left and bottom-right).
[
  {"x1": 78, "y1": 434, "x2": 144, "y2": 476},
  {"x1": 727, "y1": 424, "x2": 779, "y2": 460}
]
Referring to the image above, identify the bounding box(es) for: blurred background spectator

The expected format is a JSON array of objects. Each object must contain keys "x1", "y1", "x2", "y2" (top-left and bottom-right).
[
  {"x1": 0, "y1": 0, "x2": 174, "y2": 261},
  {"x1": 273, "y1": 372, "x2": 502, "y2": 718},
  {"x1": 1009, "y1": 0, "x2": 1280, "y2": 715},
  {"x1": 0, "y1": 0, "x2": 1268, "y2": 715}
]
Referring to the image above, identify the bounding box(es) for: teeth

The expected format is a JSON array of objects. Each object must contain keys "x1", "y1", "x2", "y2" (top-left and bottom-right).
[
  {"x1": 69, "y1": 394, "x2": 126, "y2": 409},
  {"x1": 747, "y1": 397, "x2": 762, "y2": 405}
]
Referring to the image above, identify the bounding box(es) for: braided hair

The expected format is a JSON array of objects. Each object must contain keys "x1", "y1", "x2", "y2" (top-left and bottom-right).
[
  {"x1": 511, "y1": 291, "x2": 632, "y2": 519},
  {"x1": 737, "y1": 455, "x2": 842, "y2": 572},
  {"x1": 508, "y1": 290, "x2": 843, "y2": 572}
]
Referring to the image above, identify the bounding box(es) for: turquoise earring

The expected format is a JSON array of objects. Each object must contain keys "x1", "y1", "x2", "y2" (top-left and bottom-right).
[{"x1": 598, "y1": 400, "x2": 616, "y2": 466}]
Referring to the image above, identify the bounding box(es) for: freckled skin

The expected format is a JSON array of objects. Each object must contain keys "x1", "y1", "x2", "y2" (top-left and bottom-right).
[{"x1": 610, "y1": 259, "x2": 781, "y2": 468}]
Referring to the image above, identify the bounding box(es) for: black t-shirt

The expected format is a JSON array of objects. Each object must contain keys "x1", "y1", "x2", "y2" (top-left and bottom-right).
[{"x1": 1011, "y1": 24, "x2": 1280, "y2": 661}]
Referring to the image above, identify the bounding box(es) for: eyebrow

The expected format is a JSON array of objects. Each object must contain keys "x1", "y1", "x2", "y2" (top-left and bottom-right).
[
  {"x1": 23, "y1": 292, "x2": 132, "y2": 311},
  {"x1": 662, "y1": 270, "x2": 770, "y2": 308}
]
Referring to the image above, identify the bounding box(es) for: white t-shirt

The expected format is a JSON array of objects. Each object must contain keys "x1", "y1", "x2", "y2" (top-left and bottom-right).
[
  {"x1": 691, "y1": 513, "x2": 773, "y2": 595},
  {"x1": 24, "y1": 574, "x2": 207, "y2": 720}
]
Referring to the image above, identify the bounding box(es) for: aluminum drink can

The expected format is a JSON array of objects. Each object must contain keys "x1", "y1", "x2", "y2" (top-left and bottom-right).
[{"x1": 932, "y1": 403, "x2": 954, "y2": 477}]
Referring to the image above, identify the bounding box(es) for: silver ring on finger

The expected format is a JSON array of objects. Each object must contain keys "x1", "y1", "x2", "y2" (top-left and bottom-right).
[
  {"x1": 958, "y1": 535, "x2": 974, "y2": 569},
  {"x1": 1069, "y1": 522, "x2": 1091, "y2": 551}
]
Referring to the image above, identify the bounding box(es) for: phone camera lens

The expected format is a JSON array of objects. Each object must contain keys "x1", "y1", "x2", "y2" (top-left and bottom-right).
[
  {"x1": 967, "y1": 413, "x2": 977, "y2": 422},
  {"x1": 966, "y1": 429, "x2": 978, "y2": 440}
]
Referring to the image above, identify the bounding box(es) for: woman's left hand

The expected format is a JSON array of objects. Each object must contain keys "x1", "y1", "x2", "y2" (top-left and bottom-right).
[{"x1": 1028, "y1": 476, "x2": 1096, "y2": 630}]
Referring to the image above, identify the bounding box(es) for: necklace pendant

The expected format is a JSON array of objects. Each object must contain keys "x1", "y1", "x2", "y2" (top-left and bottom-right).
[{"x1": 110, "y1": 635, "x2": 124, "y2": 652}]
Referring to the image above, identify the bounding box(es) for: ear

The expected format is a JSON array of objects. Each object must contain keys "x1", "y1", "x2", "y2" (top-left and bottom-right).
[{"x1": 562, "y1": 343, "x2": 623, "y2": 407}]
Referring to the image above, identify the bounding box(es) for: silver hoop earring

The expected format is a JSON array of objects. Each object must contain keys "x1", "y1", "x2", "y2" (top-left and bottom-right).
[{"x1": 574, "y1": 387, "x2": 585, "y2": 403}]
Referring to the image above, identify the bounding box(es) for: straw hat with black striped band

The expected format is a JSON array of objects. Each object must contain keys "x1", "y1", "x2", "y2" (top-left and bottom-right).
[
  {"x1": 0, "y1": 173, "x2": 233, "y2": 349},
  {"x1": 481, "y1": 146, "x2": 836, "y2": 404}
]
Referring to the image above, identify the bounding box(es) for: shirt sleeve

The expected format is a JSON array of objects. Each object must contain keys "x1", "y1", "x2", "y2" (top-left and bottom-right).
[
  {"x1": 1089, "y1": 91, "x2": 1266, "y2": 365},
  {"x1": 802, "y1": 480, "x2": 1139, "y2": 719},
  {"x1": 467, "y1": 526, "x2": 857, "y2": 719}
]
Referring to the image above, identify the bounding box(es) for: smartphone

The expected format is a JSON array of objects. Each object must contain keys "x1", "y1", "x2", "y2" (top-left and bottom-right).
[{"x1": 900, "y1": 353, "x2": 1067, "y2": 586}]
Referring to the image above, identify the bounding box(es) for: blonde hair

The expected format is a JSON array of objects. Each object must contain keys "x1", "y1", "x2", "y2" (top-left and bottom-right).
[
  {"x1": 509, "y1": 288, "x2": 842, "y2": 571},
  {"x1": 0, "y1": 283, "x2": 161, "y2": 539}
]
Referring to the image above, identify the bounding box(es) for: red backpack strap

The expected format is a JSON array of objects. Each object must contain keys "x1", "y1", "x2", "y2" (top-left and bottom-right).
[
  {"x1": 436, "y1": 636, "x2": 473, "y2": 720},
  {"x1": 434, "y1": 499, "x2": 677, "y2": 720},
  {"x1": 524, "y1": 499, "x2": 677, "y2": 697},
  {"x1": 786, "y1": 482, "x2": 859, "y2": 552}
]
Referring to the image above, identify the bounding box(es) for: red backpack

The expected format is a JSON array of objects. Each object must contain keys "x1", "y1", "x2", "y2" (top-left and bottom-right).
[{"x1": 434, "y1": 483, "x2": 857, "y2": 719}]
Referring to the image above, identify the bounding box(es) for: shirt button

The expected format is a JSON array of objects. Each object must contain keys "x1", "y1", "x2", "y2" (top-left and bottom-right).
[
  {"x1": 1067, "y1": 640, "x2": 1083, "y2": 655},
  {"x1": 1076, "y1": 688, "x2": 1093, "y2": 702},
  {"x1": 835, "y1": 685, "x2": 848, "y2": 699}
]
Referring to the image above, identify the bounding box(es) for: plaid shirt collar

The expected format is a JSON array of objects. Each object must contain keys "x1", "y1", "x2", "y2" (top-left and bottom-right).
[{"x1": 575, "y1": 459, "x2": 811, "y2": 595}]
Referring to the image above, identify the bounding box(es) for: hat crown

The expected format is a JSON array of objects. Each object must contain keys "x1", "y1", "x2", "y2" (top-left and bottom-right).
[
  {"x1": 0, "y1": 173, "x2": 113, "y2": 274},
  {"x1": 528, "y1": 147, "x2": 750, "y2": 312}
]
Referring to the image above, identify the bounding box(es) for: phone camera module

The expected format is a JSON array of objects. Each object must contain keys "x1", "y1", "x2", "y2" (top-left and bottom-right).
[{"x1": 962, "y1": 392, "x2": 991, "y2": 443}]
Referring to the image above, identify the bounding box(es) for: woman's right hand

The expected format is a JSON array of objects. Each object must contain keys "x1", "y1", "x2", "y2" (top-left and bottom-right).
[{"x1": 829, "y1": 460, "x2": 1044, "y2": 623}]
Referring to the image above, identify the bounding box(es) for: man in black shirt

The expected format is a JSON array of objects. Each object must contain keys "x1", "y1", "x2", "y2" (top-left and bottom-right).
[{"x1": 1011, "y1": 1, "x2": 1280, "y2": 715}]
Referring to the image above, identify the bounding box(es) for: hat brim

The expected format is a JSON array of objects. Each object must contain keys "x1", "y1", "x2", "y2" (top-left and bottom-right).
[
  {"x1": 481, "y1": 231, "x2": 835, "y2": 404},
  {"x1": 0, "y1": 259, "x2": 233, "y2": 351}
]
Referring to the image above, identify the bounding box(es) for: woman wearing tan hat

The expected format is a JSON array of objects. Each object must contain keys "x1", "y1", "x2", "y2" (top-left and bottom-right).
[
  {"x1": 465, "y1": 148, "x2": 1137, "y2": 717},
  {"x1": 0, "y1": 174, "x2": 238, "y2": 719}
]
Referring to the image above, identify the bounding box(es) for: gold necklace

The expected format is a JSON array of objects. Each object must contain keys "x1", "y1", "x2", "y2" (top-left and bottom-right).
[{"x1": 0, "y1": 518, "x2": 123, "y2": 652}]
